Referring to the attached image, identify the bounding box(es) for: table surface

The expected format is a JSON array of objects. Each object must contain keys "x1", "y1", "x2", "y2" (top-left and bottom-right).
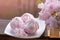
[
  {"x1": 0, "y1": 19, "x2": 60, "y2": 40},
  {"x1": 0, "y1": 34, "x2": 50, "y2": 40}
]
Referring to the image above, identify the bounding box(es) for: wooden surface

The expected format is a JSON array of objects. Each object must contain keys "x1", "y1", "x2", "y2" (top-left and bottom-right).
[
  {"x1": 0, "y1": 19, "x2": 50, "y2": 40},
  {"x1": 0, "y1": 0, "x2": 38, "y2": 19},
  {"x1": 0, "y1": 34, "x2": 60, "y2": 40},
  {"x1": 0, "y1": 19, "x2": 60, "y2": 40},
  {"x1": 47, "y1": 27, "x2": 60, "y2": 38},
  {"x1": 0, "y1": 34, "x2": 50, "y2": 40},
  {"x1": 0, "y1": 19, "x2": 49, "y2": 40}
]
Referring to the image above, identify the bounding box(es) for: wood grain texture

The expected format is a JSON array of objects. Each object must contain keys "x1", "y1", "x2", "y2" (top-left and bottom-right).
[{"x1": 0, "y1": 0, "x2": 38, "y2": 19}]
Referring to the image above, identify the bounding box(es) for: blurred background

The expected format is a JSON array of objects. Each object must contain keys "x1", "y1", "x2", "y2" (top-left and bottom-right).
[
  {"x1": 0, "y1": 0, "x2": 60, "y2": 38},
  {"x1": 0, "y1": 0, "x2": 39, "y2": 19}
]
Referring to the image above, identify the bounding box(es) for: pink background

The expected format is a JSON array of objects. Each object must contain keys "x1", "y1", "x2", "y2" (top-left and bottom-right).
[{"x1": 0, "y1": 0, "x2": 38, "y2": 19}]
